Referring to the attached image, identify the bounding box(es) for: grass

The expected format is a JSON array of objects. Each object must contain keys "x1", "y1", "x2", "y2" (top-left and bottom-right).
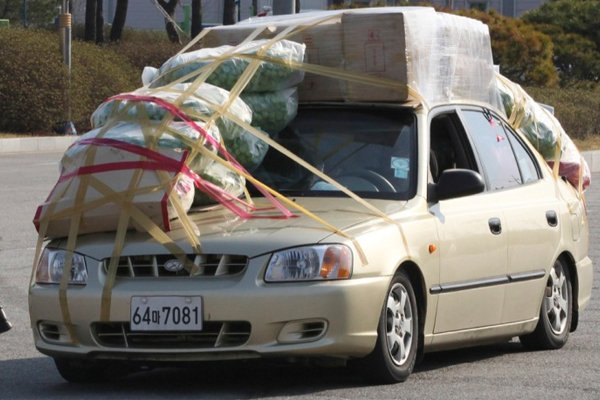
[{"x1": 573, "y1": 135, "x2": 600, "y2": 151}]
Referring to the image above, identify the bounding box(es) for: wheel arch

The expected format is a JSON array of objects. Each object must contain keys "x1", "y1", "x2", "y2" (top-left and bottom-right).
[
  {"x1": 396, "y1": 260, "x2": 427, "y2": 362},
  {"x1": 557, "y1": 251, "x2": 579, "y2": 332}
]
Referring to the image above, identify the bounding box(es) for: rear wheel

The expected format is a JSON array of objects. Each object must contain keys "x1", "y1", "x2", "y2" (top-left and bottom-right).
[
  {"x1": 360, "y1": 270, "x2": 419, "y2": 383},
  {"x1": 520, "y1": 259, "x2": 572, "y2": 350}
]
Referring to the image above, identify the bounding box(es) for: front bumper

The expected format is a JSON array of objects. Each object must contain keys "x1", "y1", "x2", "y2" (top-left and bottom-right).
[{"x1": 29, "y1": 254, "x2": 389, "y2": 362}]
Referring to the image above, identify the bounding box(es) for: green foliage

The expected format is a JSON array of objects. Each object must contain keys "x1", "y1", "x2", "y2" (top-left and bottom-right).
[
  {"x1": 0, "y1": 28, "x2": 137, "y2": 133},
  {"x1": 525, "y1": 84, "x2": 600, "y2": 139},
  {"x1": 107, "y1": 29, "x2": 181, "y2": 71},
  {"x1": 0, "y1": 28, "x2": 65, "y2": 132},
  {"x1": 0, "y1": 0, "x2": 58, "y2": 27},
  {"x1": 70, "y1": 40, "x2": 139, "y2": 129},
  {"x1": 456, "y1": 9, "x2": 558, "y2": 86},
  {"x1": 523, "y1": 1, "x2": 600, "y2": 83},
  {"x1": 524, "y1": 0, "x2": 600, "y2": 51}
]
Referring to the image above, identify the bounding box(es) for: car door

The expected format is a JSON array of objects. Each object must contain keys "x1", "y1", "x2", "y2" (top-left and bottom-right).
[
  {"x1": 496, "y1": 119, "x2": 562, "y2": 323},
  {"x1": 428, "y1": 108, "x2": 509, "y2": 334},
  {"x1": 458, "y1": 108, "x2": 562, "y2": 325}
]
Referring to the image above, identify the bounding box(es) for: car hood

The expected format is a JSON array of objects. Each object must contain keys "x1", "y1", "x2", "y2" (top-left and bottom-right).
[{"x1": 67, "y1": 197, "x2": 407, "y2": 259}]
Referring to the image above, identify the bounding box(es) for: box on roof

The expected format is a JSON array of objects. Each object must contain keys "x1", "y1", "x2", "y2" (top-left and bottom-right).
[{"x1": 201, "y1": 7, "x2": 495, "y2": 105}]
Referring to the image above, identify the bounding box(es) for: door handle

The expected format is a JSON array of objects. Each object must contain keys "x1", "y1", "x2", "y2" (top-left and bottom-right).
[
  {"x1": 546, "y1": 210, "x2": 558, "y2": 227},
  {"x1": 488, "y1": 218, "x2": 502, "y2": 235}
]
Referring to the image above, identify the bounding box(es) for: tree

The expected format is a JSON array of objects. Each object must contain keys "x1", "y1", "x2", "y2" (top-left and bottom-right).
[
  {"x1": 95, "y1": 0, "x2": 104, "y2": 44},
  {"x1": 191, "y1": 0, "x2": 202, "y2": 38},
  {"x1": 524, "y1": 0, "x2": 600, "y2": 83},
  {"x1": 524, "y1": 0, "x2": 600, "y2": 52},
  {"x1": 223, "y1": 0, "x2": 235, "y2": 25},
  {"x1": 84, "y1": 0, "x2": 96, "y2": 41},
  {"x1": 157, "y1": 0, "x2": 180, "y2": 43},
  {"x1": 110, "y1": 0, "x2": 128, "y2": 42}
]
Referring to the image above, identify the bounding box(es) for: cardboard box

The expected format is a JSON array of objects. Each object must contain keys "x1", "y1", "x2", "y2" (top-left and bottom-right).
[
  {"x1": 202, "y1": 11, "x2": 408, "y2": 102},
  {"x1": 201, "y1": 8, "x2": 493, "y2": 104},
  {"x1": 202, "y1": 19, "x2": 345, "y2": 101},
  {"x1": 34, "y1": 143, "x2": 189, "y2": 238},
  {"x1": 341, "y1": 11, "x2": 407, "y2": 102}
]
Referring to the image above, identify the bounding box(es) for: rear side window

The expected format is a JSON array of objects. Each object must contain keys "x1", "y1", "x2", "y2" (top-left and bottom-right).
[
  {"x1": 504, "y1": 124, "x2": 540, "y2": 184},
  {"x1": 461, "y1": 110, "x2": 522, "y2": 191}
]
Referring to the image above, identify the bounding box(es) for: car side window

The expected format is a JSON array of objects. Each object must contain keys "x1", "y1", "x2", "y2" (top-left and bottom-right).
[
  {"x1": 461, "y1": 109, "x2": 522, "y2": 191},
  {"x1": 429, "y1": 112, "x2": 478, "y2": 183},
  {"x1": 503, "y1": 124, "x2": 540, "y2": 184}
]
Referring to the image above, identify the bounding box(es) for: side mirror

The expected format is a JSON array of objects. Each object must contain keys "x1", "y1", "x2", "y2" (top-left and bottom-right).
[{"x1": 428, "y1": 169, "x2": 485, "y2": 202}]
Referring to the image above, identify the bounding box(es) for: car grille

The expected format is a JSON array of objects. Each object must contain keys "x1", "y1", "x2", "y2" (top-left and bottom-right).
[
  {"x1": 92, "y1": 321, "x2": 251, "y2": 349},
  {"x1": 103, "y1": 254, "x2": 248, "y2": 278}
]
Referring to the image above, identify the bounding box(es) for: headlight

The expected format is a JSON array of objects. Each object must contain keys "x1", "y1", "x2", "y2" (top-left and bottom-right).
[
  {"x1": 35, "y1": 248, "x2": 88, "y2": 285},
  {"x1": 265, "y1": 245, "x2": 352, "y2": 282}
]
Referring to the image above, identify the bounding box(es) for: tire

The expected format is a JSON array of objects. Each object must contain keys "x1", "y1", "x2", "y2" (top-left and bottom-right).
[
  {"x1": 360, "y1": 270, "x2": 419, "y2": 383},
  {"x1": 520, "y1": 259, "x2": 572, "y2": 350},
  {"x1": 54, "y1": 358, "x2": 128, "y2": 383}
]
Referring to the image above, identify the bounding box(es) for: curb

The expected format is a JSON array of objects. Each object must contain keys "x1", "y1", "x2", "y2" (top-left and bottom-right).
[
  {"x1": 1, "y1": 136, "x2": 599, "y2": 173},
  {"x1": 0, "y1": 136, "x2": 77, "y2": 154}
]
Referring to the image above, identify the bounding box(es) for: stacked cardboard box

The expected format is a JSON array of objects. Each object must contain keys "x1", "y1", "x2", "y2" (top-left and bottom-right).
[{"x1": 201, "y1": 7, "x2": 495, "y2": 105}]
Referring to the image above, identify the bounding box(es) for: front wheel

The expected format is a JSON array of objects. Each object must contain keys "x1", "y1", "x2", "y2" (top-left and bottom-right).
[
  {"x1": 359, "y1": 270, "x2": 419, "y2": 383},
  {"x1": 520, "y1": 259, "x2": 572, "y2": 350}
]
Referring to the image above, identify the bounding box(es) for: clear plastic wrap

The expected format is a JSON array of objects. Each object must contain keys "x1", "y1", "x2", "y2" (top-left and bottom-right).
[
  {"x1": 193, "y1": 162, "x2": 246, "y2": 206},
  {"x1": 91, "y1": 83, "x2": 268, "y2": 171},
  {"x1": 36, "y1": 122, "x2": 203, "y2": 237},
  {"x1": 402, "y1": 8, "x2": 496, "y2": 105},
  {"x1": 147, "y1": 39, "x2": 306, "y2": 92},
  {"x1": 62, "y1": 121, "x2": 219, "y2": 174},
  {"x1": 493, "y1": 74, "x2": 591, "y2": 190},
  {"x1": 91, "y1": 83, "x2": 251, "y2": 140},
  {"x1": 241, "y1": 88, "x2": 298, "y2": 135}
]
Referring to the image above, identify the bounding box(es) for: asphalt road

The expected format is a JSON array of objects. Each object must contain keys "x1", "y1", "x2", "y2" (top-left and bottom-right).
[{"x1": 0, "y1": 151, "x2": 598, "y2": 399}]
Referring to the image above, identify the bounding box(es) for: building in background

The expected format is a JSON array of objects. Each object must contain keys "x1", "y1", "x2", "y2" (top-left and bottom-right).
[
  {"x1": 416, "y1": 0, "x2": 548, "y2": 17},
  {"x1": 70, "y1": 0, "x2": 547, "y2": 31}
]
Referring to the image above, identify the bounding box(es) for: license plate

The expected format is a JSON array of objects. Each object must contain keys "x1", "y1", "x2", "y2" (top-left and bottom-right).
[{"x1": 130, "y1": 296, "x2": 202, "y2": 331}]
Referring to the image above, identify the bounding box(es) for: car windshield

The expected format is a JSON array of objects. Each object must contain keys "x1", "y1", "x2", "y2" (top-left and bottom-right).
[{"x1": 251, "y1": 105, "x2": 417, "y2": 200}]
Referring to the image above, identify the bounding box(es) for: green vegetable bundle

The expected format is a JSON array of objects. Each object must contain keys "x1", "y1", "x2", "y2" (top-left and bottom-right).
[
  {"x1": 149, "y1": 40, "x2": 306, "y2": 93},
  {"x1": 90, "y1": 83, "x2": 268, "y2": 171},
  {"x1": 242, "y1": 88, "x2": 298, "y2": 135},
  {"x1": 193, "y1": 162, "x2": 246, "y2": 206},
  {"x1": 496, "y1": 77, "x2": 558, "y2": 159}
]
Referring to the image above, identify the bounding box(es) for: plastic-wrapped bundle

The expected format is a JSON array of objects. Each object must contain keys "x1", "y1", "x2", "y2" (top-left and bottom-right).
[
  {"x1": 494, "y1": 75, "x2": 591, "y2": 190},
  {"x1": 91, "y1": 83, "x2": 250, "y2": 142},
  {"x1": 403, "y1": 8, "x2": 496, "y2": 105},
  {"x1": 147, "y1": 39, "x2": 306, "y2": 93},
  {"x1": 241, "y1": 88, "x2": 298, "y2": 135},
  {"x1": 193, "y1": 162, "x2": 246, "y2": 206},
  {"x1": 36, "y1": 122, "x2": 207, "y2": 237},
  {"x1": 91, "y1": 83, "x2": 268, "y2": 171},
  {"x1": 64, "y1": 121, "x2": 219, "y2": 172}
]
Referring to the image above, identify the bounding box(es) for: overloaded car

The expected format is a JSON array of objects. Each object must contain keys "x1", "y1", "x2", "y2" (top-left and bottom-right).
[{"x1": 28, "y1": 8, "x2": 592, "y2": 384}]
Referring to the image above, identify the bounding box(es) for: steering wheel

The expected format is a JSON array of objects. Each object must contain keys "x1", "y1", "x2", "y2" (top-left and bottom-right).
[{"x1": 333, "y1": 169, "x2": 397, "y2": 193}]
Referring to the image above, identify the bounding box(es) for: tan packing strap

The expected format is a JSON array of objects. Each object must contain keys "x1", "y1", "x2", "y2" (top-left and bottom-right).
[{"x1": 35, "y1": 13, "x2": 428, "y2": 344}]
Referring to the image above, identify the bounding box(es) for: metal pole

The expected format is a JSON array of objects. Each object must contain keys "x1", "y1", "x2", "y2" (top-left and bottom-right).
[{"x1": 59, "y1": 0, "x2": 76, "y2": 134}]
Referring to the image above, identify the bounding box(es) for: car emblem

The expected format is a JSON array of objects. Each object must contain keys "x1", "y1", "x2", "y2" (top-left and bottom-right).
[{"x1": 164, "y1": 259, "x2": 185, "y2": 272}]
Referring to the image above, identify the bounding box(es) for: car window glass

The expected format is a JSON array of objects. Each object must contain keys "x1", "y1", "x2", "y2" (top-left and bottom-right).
[
  {"x1": 504, "y1": 124, "x2": 540, "y2": 184},
  {"x1": 429, "y1": 112, "x2": 477, "y2": 183},
  {"x1": 252, "y1": 107, "x2": 417, "y2": 200},
  {"x1": 461, "y1": 110, "x2": 522, "y2": 190}
]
